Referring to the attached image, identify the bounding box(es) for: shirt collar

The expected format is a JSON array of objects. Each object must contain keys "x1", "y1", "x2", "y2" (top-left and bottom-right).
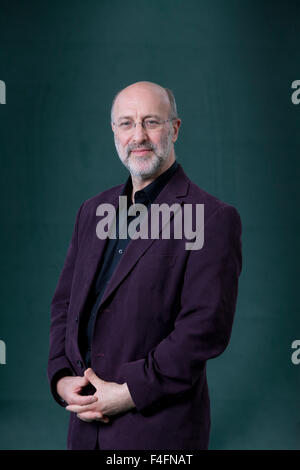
[{"x1": 122, "y1": 161, "x2": 179, "y2": 206}]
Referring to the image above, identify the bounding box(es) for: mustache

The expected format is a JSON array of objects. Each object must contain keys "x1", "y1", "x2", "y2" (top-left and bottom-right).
[{"x1": 127, "y1": 143, "x2": 155, "y2": 153}]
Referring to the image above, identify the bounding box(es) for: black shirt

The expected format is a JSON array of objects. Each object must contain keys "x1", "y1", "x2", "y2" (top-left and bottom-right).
[{"x1": 80, "y1": 160, "x2": 179, "y2": 366}]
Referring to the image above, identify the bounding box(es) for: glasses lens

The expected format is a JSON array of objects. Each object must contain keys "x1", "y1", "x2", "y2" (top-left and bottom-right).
[
  {"x1": 118, "y1": 121, "x2": 133, "y2": 131},
  {"x1": 116, "y1": 119, "x2": 168, "y2": 132},
  {"x1": 144, "y1": 119, "x2": 161, "y2": 130}
]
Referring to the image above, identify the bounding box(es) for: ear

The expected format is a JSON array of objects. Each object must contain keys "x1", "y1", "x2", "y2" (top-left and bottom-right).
[{"x1": 172, "y1": 118, "x2": 181, "y2": 143}]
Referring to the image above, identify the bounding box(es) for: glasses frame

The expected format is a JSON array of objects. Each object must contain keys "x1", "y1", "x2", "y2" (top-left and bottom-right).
[{"x1": 112, "y1": 117, "x2": 177, "y2": 133}]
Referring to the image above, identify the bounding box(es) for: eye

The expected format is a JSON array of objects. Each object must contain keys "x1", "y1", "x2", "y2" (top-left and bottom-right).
[
  {"x1": 119, "y1": 121, "x2": 132, "y2": 127},
  {"x1": 145, "y1": 119, "x2": 160, "y2": 127}
]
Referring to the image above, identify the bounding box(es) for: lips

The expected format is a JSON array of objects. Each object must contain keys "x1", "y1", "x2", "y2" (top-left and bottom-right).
[{"x1": 131, "y1": 148, "x2": 152, "y2": 153}]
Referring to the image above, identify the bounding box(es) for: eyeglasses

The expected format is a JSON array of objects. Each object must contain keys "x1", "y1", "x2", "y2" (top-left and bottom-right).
[{"x1": 113, "y1": 118, "x2": 175, "y2": 133}]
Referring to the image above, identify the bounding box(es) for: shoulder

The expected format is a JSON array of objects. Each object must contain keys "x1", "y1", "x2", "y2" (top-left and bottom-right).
[
  {"x1": 181, "y1": 168, "x2": 241, "y2": 227},
  {"x1": 182, "y1": 173, "x2": 242, "y2": 260},
  {"x1": 77, "y1": 183, "x2": 123, "y2": 218}
]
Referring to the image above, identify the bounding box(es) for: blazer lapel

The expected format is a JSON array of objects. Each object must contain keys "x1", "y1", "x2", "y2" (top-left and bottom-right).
[
  {"x1": 75, "y1": 190, "x2": 121, "y2": 319},
  {"x1": 96, "y1": 164, "x2": 190, "y2": 310}
]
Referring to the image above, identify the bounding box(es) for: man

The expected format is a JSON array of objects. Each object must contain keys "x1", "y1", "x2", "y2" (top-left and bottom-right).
[{"x1": 47, "y1": 81, "x2": 242, "y2": 450}]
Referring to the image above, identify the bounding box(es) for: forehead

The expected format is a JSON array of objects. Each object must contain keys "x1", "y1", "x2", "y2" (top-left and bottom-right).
[{"x1": 113, "y1": 85, "x2": 170, "y2": 119}]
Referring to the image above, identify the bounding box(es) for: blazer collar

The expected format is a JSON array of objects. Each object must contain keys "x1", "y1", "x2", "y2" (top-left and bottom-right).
[{"x1": 112, "y1": 162, "x2": 189, "y2": 207}]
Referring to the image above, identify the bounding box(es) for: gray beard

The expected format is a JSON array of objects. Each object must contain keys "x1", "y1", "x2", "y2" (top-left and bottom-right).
[
  {"x1": 115, "y1": 130, "x2": 173, "y2": 180},
  {"x1": 123, "y1": 153, "x2": 166, "y2": 180}
]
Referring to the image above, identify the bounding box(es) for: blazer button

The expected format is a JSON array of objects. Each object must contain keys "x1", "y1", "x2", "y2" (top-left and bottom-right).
[
  {"x1": 75, "y1": 316, "x2": 79, "y2": 323},
  {"x1": 76, "y1": 360, "x2": 83, "y2": 368}
]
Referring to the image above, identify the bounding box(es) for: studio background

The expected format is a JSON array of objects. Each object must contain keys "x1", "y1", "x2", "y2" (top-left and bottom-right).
[{"x1": 0, "y1": 0, "x2": 299, "y2": 449}]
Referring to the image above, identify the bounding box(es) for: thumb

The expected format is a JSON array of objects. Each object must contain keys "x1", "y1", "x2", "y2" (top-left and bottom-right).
[
  {"x1": 84, "y1": 368, "x2": 106, "y2": 387},
  {"x1": 78, "y1": 375, "x2": 90, "y2": 387}
]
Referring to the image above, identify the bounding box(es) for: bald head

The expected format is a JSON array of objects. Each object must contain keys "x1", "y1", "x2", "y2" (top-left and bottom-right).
[{"x1": 111, "y1": 81, "x2": 178, "y2": 123}]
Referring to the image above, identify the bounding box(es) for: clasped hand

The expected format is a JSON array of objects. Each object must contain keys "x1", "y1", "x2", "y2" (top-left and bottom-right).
[{"x1": 57, "y1": 368, "x2": 135, "y2": 423}]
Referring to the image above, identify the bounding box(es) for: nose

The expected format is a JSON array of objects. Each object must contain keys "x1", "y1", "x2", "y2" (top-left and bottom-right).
[{"x1": 131, "y1": 122, "x2": 148, "y2": 144}]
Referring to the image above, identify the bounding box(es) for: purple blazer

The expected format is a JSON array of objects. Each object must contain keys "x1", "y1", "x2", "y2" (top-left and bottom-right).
[{"x1": 47, "y1": 164, "x2": 242, "y2": 450}]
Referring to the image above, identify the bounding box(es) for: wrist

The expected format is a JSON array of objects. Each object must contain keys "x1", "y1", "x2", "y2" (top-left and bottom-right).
[
  {"x1": 51, "y1": 368, "x2": 73, "y2": 407},
  {"x1": 56, "y1": 374, "x2": 73, "y2": 402},
  {"x1": 122, "y1": 382, "x2": 135, "y2": 410}
]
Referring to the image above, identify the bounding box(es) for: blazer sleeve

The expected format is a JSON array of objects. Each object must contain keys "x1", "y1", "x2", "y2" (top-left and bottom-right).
[
  {"x1": 118, "y1": 204, "x2": 242, "y2": 413},
  {"x1": 47, "y1": 202, "x2": 84, "y2": 406}
]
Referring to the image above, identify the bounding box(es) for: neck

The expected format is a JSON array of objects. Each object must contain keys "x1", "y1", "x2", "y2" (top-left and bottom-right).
[{"x1": 130, "y1": 154, "x2": 175, "y2": 203}]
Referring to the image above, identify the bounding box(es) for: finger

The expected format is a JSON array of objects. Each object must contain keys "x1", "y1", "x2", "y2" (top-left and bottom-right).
[
  {"x1": 77, "y1": 413, "x2": 95, "y2": 423},
  {"x1": 68, "y1": 393, "x2": 98, "y2": 406},
  {"x1": 66, "y1": 403, "x2": 96, "y2": 413},
  {"x1": 95, "y1": 417, "x2": 109, "y2": 423},
  {"x1": 77, "y1": 411, "x2": 109, "y2": 423},
  {"x1": 77, "y1": 416, "x2": 93, "y2": 423},
  {"x1": 84, "y1": 368, "x2": 106, "y2": 387},
  {"x1": 72, "y1": 375, "x2": 90, "y2": 395},
  {"x1": 76, "y1": 375, "x2": 90, "y2": 387}
]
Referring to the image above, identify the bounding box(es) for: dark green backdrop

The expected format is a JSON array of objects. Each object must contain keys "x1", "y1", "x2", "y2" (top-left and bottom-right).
[{"x1": 0, "y1": 0, "x2": 299, "y2": 449}]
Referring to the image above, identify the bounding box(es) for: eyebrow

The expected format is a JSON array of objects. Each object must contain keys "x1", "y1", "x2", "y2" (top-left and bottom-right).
[{"x1": 116, "y1": 114, "x2": 162, "y2": 122}]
